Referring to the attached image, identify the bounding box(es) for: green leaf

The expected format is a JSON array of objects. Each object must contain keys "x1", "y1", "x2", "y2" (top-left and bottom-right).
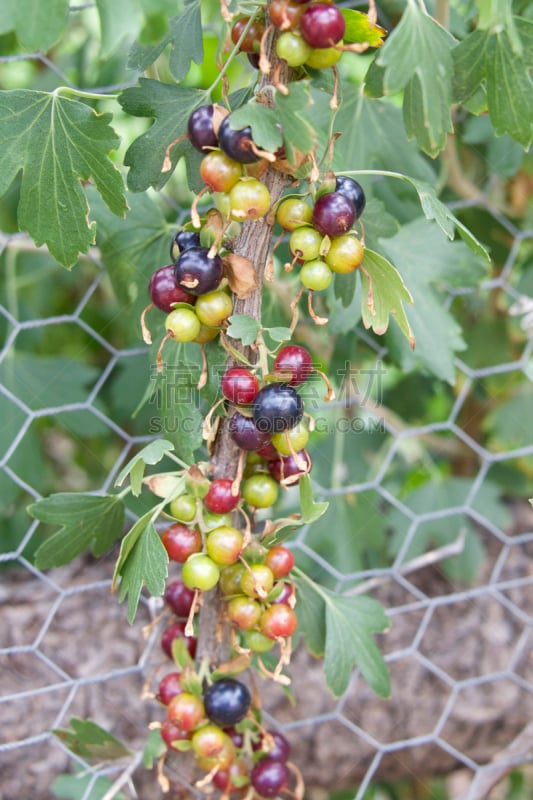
[
  {"x1": 30, "y1": 494, "x2": 125, "y2": 569},
  {"x1": 115, "y1": 519, "x2": 169, "y2": 623},
  {"x1": 381, "y1": 218, "x2": 487, "y2": 382},
  {"x1": 294, "y1": 573, "x2": 326, "y2": 657},
  {"x1": 115, "y1": 439, "x2": 175, "y2": 496},
  {"x1": 324, "y1": 592, "x2": 390, "y2": 697},
  {"x1": 299, "y1": 474, "x2": 329, "y2": 523},
  {"x1": 95, "y1": 0, "x2": 142, "y2": 58},
  {"x1": 228, "y1": 103, "x2": 284, "y2": 154},
  {"x1": 265, "y1": 326, "x2": 293, "y2": 343},
  {"x1": 359, "y1": 248, "x2": 415, "y2": 345},
  {"x1": 453, "y1": 28, "x2": 533, "y2": 149},
  {"x1": 0, "y1": 90, "x2": 126, "y2": 268},
  {"x1": 371, "y1": 0, "x2": 455, "y2": 155},
  {"x1": 294, "y1": 573, "x2": 390, "y2": 697},
  {"x1": 143, "y1": 729, "x2": 167, "y2": 769},
  {"x1": 226, "y1": 314, "x2": 261, "y2": 346},
  {"x1": 1, "y1": 0, "x2": 68, "y2": 51},
  {"x1": 341, "y1": 9, "x2": 386, "y2": 47},
  {"x1": 52, "y1": 717, "x2": 130, "y2": 761},
  {"x1": 274, "y1": 82, "x2": 316, "y2": 166},
  {"x1": 128, "y1": 0, "x2": 203, "y2": 81},
  {"x1": 119, "y1": 79, "x2": 206, "y2": 192}
]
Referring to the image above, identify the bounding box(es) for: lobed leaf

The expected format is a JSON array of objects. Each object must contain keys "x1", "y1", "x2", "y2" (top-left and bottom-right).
[
  {"x1": 0, "y1": 0, "x2": 68, "y2": 51},
  {"x1": 0, "y1": 90, "x2": 126, "y2": 268},
  {"x1": 341, "y1": 9, "x2": 386, "y2": 47},
  {"x1": 226, "y1": 314, "x2": 261, "y2": 346},
  {"x1": 52, "y1": 717, "x2": 130, "y2": 761},
  {"x1": 30, "y1": 494, "x2": 125, "y2": 568},
  {"x1": 359, "y1": 248, "x2": 415, "y2": 346},
  {"x1": 115, "y1": 519, "x2": 169, "y2": 623},
  {"x1": 115, "y1": 439, "x2": 175, "y2": 496}
]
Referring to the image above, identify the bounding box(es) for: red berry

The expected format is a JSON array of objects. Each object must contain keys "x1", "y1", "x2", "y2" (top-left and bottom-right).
[
  {"x1": 260, "y1": 603, "x2": 298, "y2": 639},
  {"x1": 161, "y1": 621, "x2": 197, "y2": 660},
  {"x1": 158, "y1": 672, "x2": 183, "y2": 705},
  {"x1": 167, "y1": 691, "x2": 205, "y2": 731},
  {"x1": 222, "y1": 367, "x2": 260, "y2": 405},
  {"x1": 251, "y1": 757, "x2": 290, "y2": 797},
  {"x1": 161, "y1": 523, "x2": 202, "y2": 563},
  {"x1": 265, "y1": 545, "x2": 295, "y2": 578},
  {"x1": 161, "y1": 718, "x2": 190, "y2": 750},
  {"x1": 204, "y1": 478, "x2": 241, "y2": 514},
  {"x1": 300, "y1": 3, "x2": 345, "y2": 48},
  {"x1": 149, "y1": 265, "x2": 195, "y2": 312}
]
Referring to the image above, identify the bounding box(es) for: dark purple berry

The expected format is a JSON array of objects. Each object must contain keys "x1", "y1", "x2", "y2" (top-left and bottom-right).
[
  {"x1": 203, "y1": 678, "x2": 251, "y2": 727},
  {"x1": 188, "y1": 105, "x2": 218, "y2": 152},
  {"x1": 164, "y1": 579, "x2": 195, "y2": 618},
  {"x1": 229, "y1": 411, "x2": 272, "y2": 451},
  {"x1": 218, "y1": 116, "x2": 260, "y2": 164},
  {"x1": 312, "y1": 191, "x2": 356, "y2": 237},
  {"x1": 149, "y1": 265, "x2": 195, "y2": 312},
  {"x1": 251, "y1": 757, "x2": 290, "y2": 798},
  {"x1": 335, "y1": 176, "x2": 366, "y2": 219},
  {"x1": 170, "y1": 229, "x2": 201, "y2": 260},
  {"x1": 174, "y1": 246, "x2": 223, "y2": 296},
  {"x1": 252, "y1": 383, "x2": 304, "y2": 434}
]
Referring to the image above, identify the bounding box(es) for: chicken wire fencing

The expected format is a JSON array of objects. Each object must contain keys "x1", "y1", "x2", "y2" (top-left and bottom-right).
[{"x1": 1, "y1": 31, "x2": 533, "y2": 800}]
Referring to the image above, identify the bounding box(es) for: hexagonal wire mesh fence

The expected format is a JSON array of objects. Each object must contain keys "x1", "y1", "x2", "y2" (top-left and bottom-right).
[{"x1": 2, "y1": 23, "x2": 533, "y2": 800}]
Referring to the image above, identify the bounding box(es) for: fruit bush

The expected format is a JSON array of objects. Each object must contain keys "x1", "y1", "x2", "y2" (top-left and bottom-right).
[{"x1": 1, "y1": 0, "x2": 533, "y2": 798}]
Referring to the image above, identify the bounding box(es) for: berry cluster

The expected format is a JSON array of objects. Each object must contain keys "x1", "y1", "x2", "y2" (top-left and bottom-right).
[
  {"x1": 140, "y1": 3, "x2": 373, "y2": 794},
  {"x1": 232, "y1": 2, "x2": 346, "y2": 70},
  {"x1": 157, "y1": 661, "x2": 294, "y2": 796}
]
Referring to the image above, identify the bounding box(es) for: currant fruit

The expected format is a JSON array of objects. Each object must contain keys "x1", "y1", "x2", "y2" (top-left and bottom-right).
[
  {"x1": 251, "y1": 757, "x2": 290, "y2": 798},
  {"x1": 300, "y1": 3, "x2": 345, "y2": 48},
  {"x1": 276, "y1": 31, "x2": 312, "y2": 66},
  {"x1": 167, "y1": 691, "x2": 205, "y2": 732},
  {"x1": 200, "y1": 150, "x2": 243, "y2": 193},
  {"x1": 182, "y1": 554, "x2": 221, "y2": 591},
  {"x1": 231, "y1": 16, "x2": 265, "y2": 52},
  {"x1": 188, "y1": 104, "x2": 218, "y2": 152},
  {"x1": 305, "y1": 44, "x2": 342, "y2": 68},
  {"x1": 269, "y1": 0, "x2": 307, "y2": 30},
  {"x1": 242, "y1": 473, "x2": 279, "y2": 508},
  {"x1": 222, "y1": 367, "x2": 260, "y2": 405},
  {"x1": 174, "y1": 247, "x2": 223, "y2": 296},
  {"x1": 264, "y1": 545, "x2": 295, "y2": 578},
  {"x1": 257, "y1": 730, "x2": 291, "y2": 763},
  {"x1": 203, "y1": 509, "x2": 234, "y2": 531},
  {"x1": 158, "y1": 672, "x2": 183, "y2": 705},
  {"x1": 252, "y1": 383, "x2": 304, "y2": 434},
  {"x1": 161, "y1": 523, "x2": 202, "y2": 563},
  {"x1": 229, "y1": 411, "x2": 271, "y2": 451},
  {"x1": 240, "y1": 563, "x2": 275, "y2": 598},
  {"x1": 312, "y1": 191, "x2": 356, "y2": 237},
  {"x1": 213, "y1": 759, "x2": 249, "y2": 793},
  {"x1": 271, "y1": 581, "x2": 294, "y2": 605},
  {"x1": 289, "y1": 225, "x2": 323, "y2": 262},
  {"x1": 218, "y1": 116, "x2": 260, "y2": 164},
  {"x1": 165, "y1": 307, "x2": 201, "y2": 342},
  {"x1": 299, "y1": 258, "x2": 333, "y2": 291},
  {"x1": 273, "y1": 345, "x2": 313, "y2": 386},
  {"x1": 229, "y1": 177, "x2": 271, "y2": 221},
  {"x1": 219, "y1": 562, "x2": 246, "y2": 595},
  {"x1": 335, "y1": 175, "x2": 366, "y2": 218},
  {"x1": 169, "y1": 493, "x2": 197, "y2": 522},
  {"x1": 242, "y1": 629, "x2": 275, "y2": 652},
  {"x1": 268, "y1": 449, "x2": 312, "y2": 484},
  {"x1": 204, "y1": 678, "x2": 251, "y2": 727},
  {"x1": 149, "y1": 265, "x2": 195, "y2": 313},
  {"x1": 325, "y1": 233, "x2": 364, "y2": 273},
  {"x1": 206, "y1": 525, "x2": 244, "y2": 566},
  {"x1": 195, "y1": 732, "x2": 236, "y2": 771},
  {"x1": 195, "y1": 323, "x2": 220, "y2": 344},
  {"x1": 260, "y1": 603, "x2": 298, "y2": 638},
  {"x1": 164, "y1": 578, "x2": 196, "y2": 617},
  {"x1": 161, "y1": 718, "x2": 190, "y2": 750},
  {"x1": 227, "y1": 595, "x2": 262, "y2": 629},
  {"x1": 160, "y1": 621, "x2": 197, "y2": 659},
  {"x1": 276, "y1": 197, "x2": 313, "y2": 231},
  {"x1": 170, "y1": 229, "x2": 201, "y2": 260},
  {"x1": 204, "y1": 478, "x2": 241, "y2": 514},
  {"x1": 195, "y1": 289, "x2": 233, "y2": 327},
  {"x1": 191, "y1": 723, "x2": 229, "y2": 759}
]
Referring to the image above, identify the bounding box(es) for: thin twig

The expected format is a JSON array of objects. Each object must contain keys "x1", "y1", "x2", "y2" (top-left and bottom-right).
[{"x1": 345, "y1": 528, "x2": 467, "y2": 596}]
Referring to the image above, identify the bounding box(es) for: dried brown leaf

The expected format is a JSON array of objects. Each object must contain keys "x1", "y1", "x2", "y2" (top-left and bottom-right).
[{"x1": 223, "y1": 253, "x2": 258, "y2": 299}]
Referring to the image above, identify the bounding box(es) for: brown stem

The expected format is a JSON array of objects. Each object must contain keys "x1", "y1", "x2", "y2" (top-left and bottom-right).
[{"x1": 195, "y1": 20, "x2": 291, "y2": 666}]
